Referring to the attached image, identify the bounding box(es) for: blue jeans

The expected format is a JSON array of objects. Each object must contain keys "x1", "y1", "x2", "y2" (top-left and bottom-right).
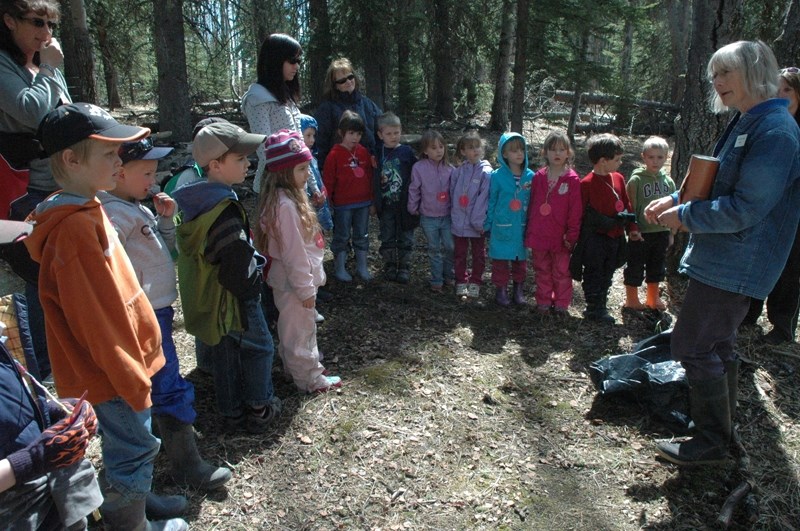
[
  {"x1": 210, "y1": 295, "x2": 275, "y2": 418},
  {"x1": 332, "y1": 205, "x2": 370, "y2": 254},
  {"x1": 94, "y1": 398, "x2": 160, "y2": 502},
  {"x1": 151, "y1": 306, "x2": 196, "y2": 424},
  {"x1": 419, "y1": 215, "x2": 454, "y2": 286}
]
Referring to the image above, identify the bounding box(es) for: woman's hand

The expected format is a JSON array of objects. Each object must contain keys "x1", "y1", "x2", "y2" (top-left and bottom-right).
[
  {"x1": 644, "y1": 196, "x2": 674, "y2": 225},
  {"x1": 38, "y1": 38, "x2": 64, "y2": 69},
  {"x1": 657, "y1": 205, "x2": 683, "y2": 231}
]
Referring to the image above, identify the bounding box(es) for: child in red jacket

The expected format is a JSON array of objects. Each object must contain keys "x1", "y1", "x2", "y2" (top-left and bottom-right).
[{"x1": 323, "y1": 110, "x2": 374, "y2": 282}]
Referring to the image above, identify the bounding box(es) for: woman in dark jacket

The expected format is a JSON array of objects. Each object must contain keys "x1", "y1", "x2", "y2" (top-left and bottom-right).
[{"x1": 313, "y1": 57, "x2": 382, "y2": 167}]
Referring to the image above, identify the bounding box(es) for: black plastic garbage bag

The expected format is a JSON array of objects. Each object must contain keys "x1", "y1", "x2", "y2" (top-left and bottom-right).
[{"x1": 589, "y1": 330, "x2": 691, "y2": 433}]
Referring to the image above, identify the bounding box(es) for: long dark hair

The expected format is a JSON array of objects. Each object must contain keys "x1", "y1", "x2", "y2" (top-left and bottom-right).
[
  {"x1": 255, "y1": 33, "x2": 301, "y2": 105},
  {"x1": 0, "y1": 0, "x2": 59, "y2": 66}
]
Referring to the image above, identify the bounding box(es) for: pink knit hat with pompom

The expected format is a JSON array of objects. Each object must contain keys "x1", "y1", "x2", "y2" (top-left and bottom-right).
[{"x1": 264, "y1": 129, "x2": 313, "y2": 172}]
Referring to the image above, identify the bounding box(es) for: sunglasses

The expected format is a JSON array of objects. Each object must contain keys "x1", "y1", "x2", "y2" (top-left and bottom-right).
[
  {"x1": 334, "y1": 73, "x2": 356, "y2": 85},
  {"x1": 119, "y1": 138, "x2": 153, "y2": 160},
  {"x1": 19, "y1": 16, "x2": 58, "y2": 30},
  {"x1": 782, "y1": 67, "x2": 799, "y2": 74},
  {"x1": 287, "y1": 57, "x2": 302, "y2": 65}
]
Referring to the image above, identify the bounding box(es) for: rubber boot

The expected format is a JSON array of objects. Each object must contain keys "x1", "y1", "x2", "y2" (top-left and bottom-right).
[
  {"x1": 646, "y1": 282, "x2": 667, "y2": 310},
  {"x1": 656, "y1": 374, "x2": 731, "y2": 466},
  {"x1": 381, "y1": 249, "x2": 397, "y2": 281},
  {"x1": 624, "y1": 285, "x2": 646, "y2": 310},
  {"x1": 495, "y1": 286, "x2": 510, "y2": 307},
  {"x1": 334, "y1": 252, "x2": 352, "y2": 282},
  {"x1": 153, "y1": 414, "x2": 232, "y2": 491},
  {"x1": 397, "y1": 249, "x2": 412, "y2": 284},
  {"x1": 355, "y1": 250, "x2": 372, "y2": 281},
  {"x1": 101, "y1": 491, "x2": 188, "y2": 531},
  {"x1": 585, "y1": 293, "x2": 614, "y2": 323},
  {"x1": 512, "y1": 282, "x2": 526, "y2": 305},
  {"x1": 145, "y1": 493, "x2": 188, "y2": 520}
]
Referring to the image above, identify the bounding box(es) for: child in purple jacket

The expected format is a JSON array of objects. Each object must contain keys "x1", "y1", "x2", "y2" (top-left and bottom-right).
[
  {"x1": 524, "y1": 130, "x2": 583, "y2": 314},
  {"x1": 407, "y1": 130, "x2": 454, "y2": 292},
  {"x1": 450, "y1": 132, "x2": 492, "y2": 299}
]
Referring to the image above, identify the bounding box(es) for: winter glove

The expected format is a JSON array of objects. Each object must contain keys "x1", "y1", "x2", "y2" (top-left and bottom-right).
[
  {"x1": 6, "y1": 401, "x2": 96, "y2": 483},
  {"x1": 44, "y1": 398, "x2": 98, "y2": 437}
]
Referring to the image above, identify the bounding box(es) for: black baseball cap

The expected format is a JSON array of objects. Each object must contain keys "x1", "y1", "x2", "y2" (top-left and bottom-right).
[
  {"x1": 118, "y1": 138, "x2": 174, "y2": 164},
  {"x1": 38, "y1": 103, "x2": 150, "y2": 156}
]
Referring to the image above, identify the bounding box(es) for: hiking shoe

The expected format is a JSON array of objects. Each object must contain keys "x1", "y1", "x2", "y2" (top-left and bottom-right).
[
  {"x1": 232, "y1": 397, "x2": 282, "y2": 434},
  {"x1": 309, "y1": 375, "x2": 342, "y2": 394},
  {"x1": 467, "y1": 283, "x2": 480, "y2": 298},
  {"x1": 455, "y1": 283, "x2": 469, "y2": 297}
]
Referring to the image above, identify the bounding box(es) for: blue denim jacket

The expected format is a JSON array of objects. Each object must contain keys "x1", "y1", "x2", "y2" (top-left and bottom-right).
[{"x1": 677, "y1": 98, "x2": 800, "y2": 299}]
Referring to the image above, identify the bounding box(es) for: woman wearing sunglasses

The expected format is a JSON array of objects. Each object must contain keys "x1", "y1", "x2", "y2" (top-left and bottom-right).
[
  {"x1": 242, "y1": 33, "x2": 312, "y2": 194},
  {"x1": 645, "y1": 41, "x2": 800, "y2": 466},
  {"x1": 742, "y1": 66, "x2": 800, "y2": 344},
  {"x1": 0, "y1": 0, "x2": 70, "y2": 381},
  {"x1": 314, "y1": 57, "x2": 382, "y2": 167}
]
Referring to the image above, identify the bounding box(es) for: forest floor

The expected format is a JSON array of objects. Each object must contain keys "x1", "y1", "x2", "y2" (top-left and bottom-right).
[{"x1": 2, "y1": 117, "x2": 799, "y2": 530}]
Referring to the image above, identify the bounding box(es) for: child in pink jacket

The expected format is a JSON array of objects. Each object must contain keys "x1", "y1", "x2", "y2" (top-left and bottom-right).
[
  {"x1": 524, "y1": 130, "x2": 583, "y2": 314},
  {"x1": 256, "y1": 130, "x2": 342, "y2": 394}
]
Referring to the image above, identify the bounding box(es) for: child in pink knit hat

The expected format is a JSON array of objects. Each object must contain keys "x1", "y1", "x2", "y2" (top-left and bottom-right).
[{"x1": 255, "y1": 130, "x2": 342, "y2": 393}]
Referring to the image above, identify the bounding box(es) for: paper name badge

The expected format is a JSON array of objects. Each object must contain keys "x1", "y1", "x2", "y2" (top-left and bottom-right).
[{"x1": 735, "y1": 134, "x2": 747, "y2": 148}]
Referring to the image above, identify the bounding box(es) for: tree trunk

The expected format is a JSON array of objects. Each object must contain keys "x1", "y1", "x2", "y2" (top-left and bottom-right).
[
  {"x1": 667, "y1": 0, "x2": 744, "y2": 275},
  {"x1": 153, "y1": 0, "x2": 192, "y2": 141},
  {"x1": 510, "y1": 0, "x2": 529, "y2": 133},
  {"x1": 395, "y1": 1, "x2": 412, "y2": 120},
  {"x1": 308, "y1": 0, "x2": 332, "y2": 108},
  {"x1": 431, "y1": 0, "x2": 455, "y2": 119},
  {"x1": 774, "y1": 0, "x2": 800, "y2": 67},
  {"x1": 361, "y1": 11, "x2": 385, "y2": 110},
  {"x1": 667, "y1": 0, "x2": 692, "y2": 104},
  {"x1": 59, "y1": 0, "x2": 97, "y2": 103},
  {"x1": 567, "y1": 35, "x2": 589, "y2": 145},
  {"x1": 489, "y1": 0, "x2": 515, "y2": 131},
  {"x1": 93, "y1": 2, "x2": 121, "y2": 109}
]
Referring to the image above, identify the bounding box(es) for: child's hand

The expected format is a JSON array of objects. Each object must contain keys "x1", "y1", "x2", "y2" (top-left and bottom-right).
[
  {"x1": 153, "y1": 193, "x2": 176, "y2": 218},
  {"x1": 311, "y1": 192, "x2": 325, "y2": 207},
  {"x1": 302, "y1": 295, "x2": 316, "y2": 309},
  {"x1": 369, "y1": 205, "x2": 377, "y2": 217},
  {"x1": 629, "y1": 230, "x2": 644, "y2": 242},
  {"x1": 563, "y1": 235, "x2": 575, "y2": 251}
]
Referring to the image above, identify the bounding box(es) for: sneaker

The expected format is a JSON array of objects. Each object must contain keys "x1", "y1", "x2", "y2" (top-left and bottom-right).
[
  {"x1": 455, "y1": 283, "x2": 469, "y2": 296},
  {"x1": 430, "y1": 284, "x2": 443, "y2": 293},
  {"x1": 467, "y1": 283, "x2": 480, "y2": 298},
  {"x1": 536, "y1": 304, "x2": 550, "y2": 314},
  {"x1": 309, "y1": 375, "x2": 342, "y2": 394},
  {"x1": 444, "y1": 278, "x2": 456, "y2": 287},
  {"x1": 315, "y1": 310, "x2": 325, "y2": 323}
]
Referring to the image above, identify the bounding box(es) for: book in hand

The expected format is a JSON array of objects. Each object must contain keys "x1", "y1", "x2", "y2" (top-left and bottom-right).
[{"x1": 677, "y1": 154, "x2": 720, "y2": 231}]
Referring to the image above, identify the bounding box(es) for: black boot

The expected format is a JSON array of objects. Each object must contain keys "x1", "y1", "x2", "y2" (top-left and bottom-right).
[
  {"x1": 656, "y1": 374, "x2": 731, "y2": 466},
  {"x1": 584, "y1": 292, "x2": 614, "y2": 323},
  {"x1": 101, "y1": 490, "x2": 188, "y2": 531},
  {"x1": 154, "y1": 415, "x2": 232, "y2": 491}
]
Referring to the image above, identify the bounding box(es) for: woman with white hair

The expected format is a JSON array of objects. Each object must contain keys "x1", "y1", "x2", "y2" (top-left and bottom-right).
[{"x1": 645, "y1": 40, "x2": 800, "y2": 466}]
